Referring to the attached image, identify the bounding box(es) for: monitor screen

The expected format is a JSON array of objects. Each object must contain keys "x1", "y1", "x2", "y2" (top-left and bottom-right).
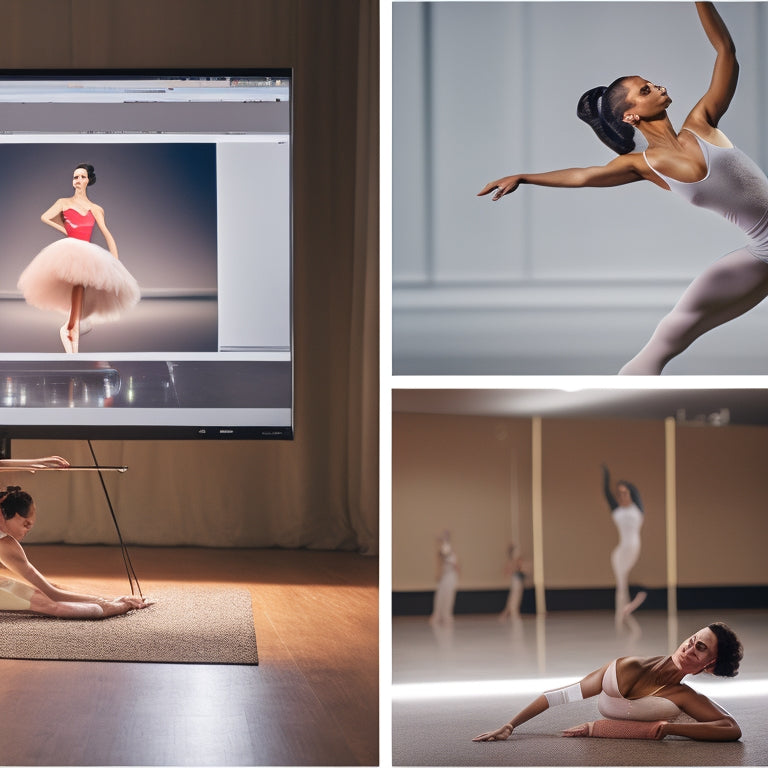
[{"x1": 0, "y1": 69, "x2": 292, "y2": 440}]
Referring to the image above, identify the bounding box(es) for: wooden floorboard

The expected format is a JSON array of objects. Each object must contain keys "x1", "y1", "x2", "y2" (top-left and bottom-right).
[{"x1": 0, "y1": 545, "x2": 379, "y2": 766}]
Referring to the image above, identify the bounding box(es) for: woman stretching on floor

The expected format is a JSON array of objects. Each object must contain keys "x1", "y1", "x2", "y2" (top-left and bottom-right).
[
  {"x1": 0, "y1": 485, "x2": 149, "y2": 618},
  {"x1": 473, "y1": 622, "x2": 742, "y2": 742},
  {"x1": 478, "y1": 2, "x2": 768, "y2": 374}
]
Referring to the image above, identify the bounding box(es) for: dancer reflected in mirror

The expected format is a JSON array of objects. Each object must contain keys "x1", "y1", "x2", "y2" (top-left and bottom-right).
[{"x1": 602, "y1": 464, "x2": 647, "y2": 631}]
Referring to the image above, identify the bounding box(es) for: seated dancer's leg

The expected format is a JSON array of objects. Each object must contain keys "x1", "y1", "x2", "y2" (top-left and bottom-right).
[
  {"x1": 619, "y1": 249, "x2": 768, "y2": 374},
  {"x1": 29, "y1": 590, "x2": 103, "y2": 619}
]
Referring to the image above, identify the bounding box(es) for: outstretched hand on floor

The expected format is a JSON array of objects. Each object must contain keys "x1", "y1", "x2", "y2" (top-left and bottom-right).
[{"x1": 472, "y1": 724, "x2": 513, "y2": 741}]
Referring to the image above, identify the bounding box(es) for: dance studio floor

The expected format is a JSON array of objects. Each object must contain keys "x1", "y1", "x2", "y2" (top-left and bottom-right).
[
  {"x1": 392, "y1": 609, "x2": 768, "y2": 766},
  {"x1": 0, "y1": 546, "x2": 378, "y2": 766}
]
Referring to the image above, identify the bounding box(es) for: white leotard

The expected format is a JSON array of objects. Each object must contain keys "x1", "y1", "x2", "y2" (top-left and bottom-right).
[
  {"x1": 598, "y1": 659, "x2": 681, "y2": 721},
  {"x1": 644, "y1": 129, "x2": 768, "y2": 262},
  {"x1": 611, "y1": 504, "x2": 643, "y2": 569}
]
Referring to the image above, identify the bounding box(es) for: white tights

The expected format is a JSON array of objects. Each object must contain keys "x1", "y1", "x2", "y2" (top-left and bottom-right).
[{"x1": 619, "y1": 249, "x2": 768, "y2": 375}]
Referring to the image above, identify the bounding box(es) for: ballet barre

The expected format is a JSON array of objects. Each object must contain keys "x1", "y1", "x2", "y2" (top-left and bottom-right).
[{"x1": 0, "y1": 465, "x2": 128, "y2": 473}]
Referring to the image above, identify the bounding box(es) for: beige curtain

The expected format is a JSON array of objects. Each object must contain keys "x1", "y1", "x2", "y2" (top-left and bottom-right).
[{"x1": 2, "y1": 0, "x2": 379, "y2": 554}]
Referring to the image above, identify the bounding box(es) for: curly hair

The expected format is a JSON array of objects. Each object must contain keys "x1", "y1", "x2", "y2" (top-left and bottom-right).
[
  {"x1": 576, "y1": 76, "x2": 636, "y2": 155},
  {"x1": 0, "y1": 486, "x2": 33, "y2": 520},
  {"x1": 708, "y1": 621, "x2": 743, "y2": 677}
]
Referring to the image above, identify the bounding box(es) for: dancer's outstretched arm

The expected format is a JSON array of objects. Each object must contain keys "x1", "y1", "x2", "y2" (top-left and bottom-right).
[
  {"x1": 473, "y1": 664, "x2": 609, "y2": 741},
  {"x1": 685, "y1": 2, "x2": 738, "y2": 130},
  {"x1": 477, "y1": 153, "x2": 648, "y2": 201}
]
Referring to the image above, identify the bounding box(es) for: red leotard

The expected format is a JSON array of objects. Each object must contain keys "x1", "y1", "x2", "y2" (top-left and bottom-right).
[{"x1": 62, "y1": 208, "x2": 96, "y2": 242}]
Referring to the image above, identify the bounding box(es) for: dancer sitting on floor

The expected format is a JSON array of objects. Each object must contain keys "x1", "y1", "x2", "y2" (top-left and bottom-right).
[
  {"x1": 602, "y1": 464, "x2": 647, "y2": 630},
  {"x1": 0, "y1": 485, "x2": 149, "y2": 618},
  {"x1": 473, "y1": 622, "x2": 742, "y2": 742},
  {"x1": 478, "y1": 2, "x2": 768, "y2": 374}
]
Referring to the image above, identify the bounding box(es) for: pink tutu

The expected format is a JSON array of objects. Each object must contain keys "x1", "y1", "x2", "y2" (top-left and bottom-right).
[{"x1": 18, "y1": 238, "x2": 140, "y2": 324}]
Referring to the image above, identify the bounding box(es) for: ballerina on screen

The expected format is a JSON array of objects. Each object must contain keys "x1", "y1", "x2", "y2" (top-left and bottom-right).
[{"x1": 18, "y1": 163, "x2": 140, "y2": 353}]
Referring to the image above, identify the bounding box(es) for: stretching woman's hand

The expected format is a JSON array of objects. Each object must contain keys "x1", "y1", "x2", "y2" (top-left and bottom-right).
[
  {"x1": 98, "y1": 595, "x2": 151, "y2": 617},
  {"x1": 472, "y1": 723, "x2": 514, "y2": 741},
  {"x1": 478, "y1": 175, "x2": 522, "y2": 201}
]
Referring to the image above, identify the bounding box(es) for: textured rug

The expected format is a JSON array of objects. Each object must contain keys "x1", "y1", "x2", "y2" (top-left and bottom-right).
[{"x1": 0, "y1": 586, "x2": 258, "y2": 665}]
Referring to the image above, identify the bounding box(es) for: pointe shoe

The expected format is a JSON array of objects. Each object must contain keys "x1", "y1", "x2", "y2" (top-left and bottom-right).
[
  {"x1": 79, "y1": 318, "x2": 93, "y2": 336},
  {"x1": 60, "y1": 324, "x2": 74, "y2": 354}
]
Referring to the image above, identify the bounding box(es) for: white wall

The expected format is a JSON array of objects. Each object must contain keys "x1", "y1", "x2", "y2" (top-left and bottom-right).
[{"x1": 393, "y1": 2, "x2": 768, "y2": 374}]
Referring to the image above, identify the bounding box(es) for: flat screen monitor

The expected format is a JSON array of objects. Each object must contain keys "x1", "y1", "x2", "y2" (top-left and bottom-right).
[{"x1": 0, "y1": 69, "x2": 293, "y2": 442}]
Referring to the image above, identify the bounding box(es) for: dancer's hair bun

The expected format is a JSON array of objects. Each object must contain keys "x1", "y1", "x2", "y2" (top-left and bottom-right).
[
  {"x1": 0, "y1": 485, "x2": 33, "y2": 519},
  {"x1": 576, "y1": 81, "x2": 636, "y2": 155},
  {"x1": 576, "y1": 86, "x2": 606, "y2": 128}
]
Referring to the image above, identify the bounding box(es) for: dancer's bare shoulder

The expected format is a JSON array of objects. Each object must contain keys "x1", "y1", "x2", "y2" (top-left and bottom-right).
[{"x1": 681, "y1": 118, "x2": 733, "y2": 149}]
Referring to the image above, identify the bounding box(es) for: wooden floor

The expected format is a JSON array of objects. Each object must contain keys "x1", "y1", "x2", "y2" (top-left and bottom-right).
[{"x1": 0, "y1": 545, "x2": 379, "y2": 766}]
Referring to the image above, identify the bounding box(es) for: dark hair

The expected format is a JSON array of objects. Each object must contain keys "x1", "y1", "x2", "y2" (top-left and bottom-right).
[
  {"x1": 708, "y1": 622, "x2": 743, "y2": 677},
  {"x1": 0, "y1": 486, "x2": 33, "y2": 520},
  {"x1": 577, "y1": 77, "x2": 635, "y2": 155},
  {"x1": 75, "y1": 163, "x2": 96, "y2": 186}
]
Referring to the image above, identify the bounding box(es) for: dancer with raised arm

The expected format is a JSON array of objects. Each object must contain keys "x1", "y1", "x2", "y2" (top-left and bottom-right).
[
  {"x1": 478, "y1": 2, "x2": 768, "y2": 374},
  {"x1": 18, "y1": 163, "x2": 140, "y2": 353},
  {"x1": 0, "y1": 485, "x2": 149, "y2": 618},
  {"x1": 473, "y1": 622, "x2": 743, "y2": 742},
  {"x1": 602, "y1": 465, "x2": 647, "y2": 630}
]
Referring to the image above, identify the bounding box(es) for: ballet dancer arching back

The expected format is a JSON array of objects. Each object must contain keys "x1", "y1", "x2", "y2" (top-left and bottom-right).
[
  {"x1": 18, "y1": 163, "x2": 140, "y2": 353},
  {"x1": 474, "y1": 622, "x2": 743, "y2": 742},
  {"x1": 0, "y1": 485, "x2": 149, "y2": 618},
  {"x1": 602, "y1": 465, "x2": 647, "y2": 629},
  {"x1": 478, "y1": 2, "x2": 768, "y2": 374}
]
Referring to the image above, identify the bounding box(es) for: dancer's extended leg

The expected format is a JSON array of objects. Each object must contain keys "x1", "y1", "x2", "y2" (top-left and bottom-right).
[
  {"x1": 619, "y1": 250, "x2": 768, "y2": 374},
  {"x1": 60, "y1": 285, "x2": 85, "y2": 353}
]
